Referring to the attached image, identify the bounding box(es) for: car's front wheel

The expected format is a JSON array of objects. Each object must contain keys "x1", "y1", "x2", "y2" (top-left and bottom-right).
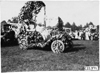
[{"x1": 51, "y1": 40, "x2": 65, "y2": 53}]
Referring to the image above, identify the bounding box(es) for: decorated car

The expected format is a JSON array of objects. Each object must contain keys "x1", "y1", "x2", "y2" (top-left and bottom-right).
[
  {"x1": 2, "y1": 1, "x2": 73, "y2": 53},
  {"x1": 17, "y1": 23, "x2": 73, "y2": 53}
]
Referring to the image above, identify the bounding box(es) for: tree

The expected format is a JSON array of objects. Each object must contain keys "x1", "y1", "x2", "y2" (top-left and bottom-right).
[
  {"x1": 64, "y1": 22, "x2": 71, "y2": 28},
  {"x1": 84, "y1": 23, "x2": 89, "y2": 28},
  {"x1": 97, "y1": 25, "x2": 99, "y2": 33},
  {"x1": 1, "y1": 20, "x2": 7, "y2": 32},
  {"x1": 89, "y1": 22, "x2": 94, "y2": 26},
  {"x1": 1, "y1": 20, "x2": 7, "y2": 25},
  {"x1": 8, "y1": 19, "x2": 12, "y2": 23},
  {"x1": 77, "y1": 25, "x2": 82, "y2": 30},
  {"x1": 56, "y1": 17, "x2": 64, "y2": 31},
  {"x1": 71, "y1": 22, "x2": 77, "y2": 32}
]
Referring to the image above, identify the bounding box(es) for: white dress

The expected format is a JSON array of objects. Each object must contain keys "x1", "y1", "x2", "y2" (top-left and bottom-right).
[{"x1": 85, "y1": 32, "x2": 89, "y2": 40}]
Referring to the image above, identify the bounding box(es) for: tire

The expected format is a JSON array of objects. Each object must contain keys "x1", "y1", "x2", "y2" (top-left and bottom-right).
[
  {"x1": 67, "y1": 41, "x2": 73, "y2": 51},
  {"x1": 18, "y1": 36, "x2": 28, "y2": 50},
  {"x1": 51, "y1": 40, "x2": 65, "y2": 53},
  {"x1": 69, "y1": 41, "x2": 73, "y2": 47}
]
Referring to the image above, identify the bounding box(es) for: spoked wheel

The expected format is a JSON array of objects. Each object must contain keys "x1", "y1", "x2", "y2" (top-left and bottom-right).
[
  {"x1": 18, "y1": 36, "x2": 28, "y2": 50},
  {"x1": 51, "y1": 40, "x2": 65, "y2": 53},
  {"x1": 19, "y1": 39, "x2": 28, "y2": 50}
]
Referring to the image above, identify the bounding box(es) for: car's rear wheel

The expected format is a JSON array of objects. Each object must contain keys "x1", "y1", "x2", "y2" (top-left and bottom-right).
[
  {"x1": 18, "y1": 35, "x2": 28, "y2": 50},
  {"x1": 51, "y1": 40, "x2": 65, "y2": 53},
  {"x1": 19, "y1": 39, "x2": 28, "y2": 50}
]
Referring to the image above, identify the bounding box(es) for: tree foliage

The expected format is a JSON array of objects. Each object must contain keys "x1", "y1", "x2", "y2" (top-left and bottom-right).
[
  {"x1": 1, "y1": 20, "x2": 7, "y2": 33},
  {"x1": 84, "y1": 22, "x2": 94, "y2": 28},
  {"x1": 96, "y1": 25, "x2": 99, "y2": 33},
  {"x1": 64, "y1": 22, "x2": 83, "y2": 32},
  {"x1": 1, "y1": 20, "x2": 7, "y2": 25},
  {"x1": 89, "y1": 22, "x2": 94, "y2": 26},
  {"x1": 64, "y1": 22, "x2": 71, "y2": 28},
  {"x1": 77, "y1": 25, "x2": 82, "y2": 30},
  {"x1": 71, "y1": 22, "x2": 77, "y2": 32},
  {"x1": 56, "y1": 17, "x2": 64, "y2": 31},
  {"x1": 84, "y1": 23, "x2": 89, "y2": 28}
]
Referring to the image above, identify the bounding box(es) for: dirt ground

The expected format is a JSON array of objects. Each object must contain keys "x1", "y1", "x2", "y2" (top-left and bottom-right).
[{"x1": 1, "y1": 40, "x2": 99, "y2": 72}]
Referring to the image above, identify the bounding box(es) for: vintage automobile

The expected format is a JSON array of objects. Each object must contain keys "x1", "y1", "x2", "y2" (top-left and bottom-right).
[
  {"x1": 17, "y1": 23, "x2": 73, "y2": 53},
  {"x1": 4, "y1": 1, "x2": 73, "y2": 53}
]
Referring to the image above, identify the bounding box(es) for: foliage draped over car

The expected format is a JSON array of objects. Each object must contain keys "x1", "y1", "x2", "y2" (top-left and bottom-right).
[
  {"x1": 8, "y1": 17, "x2": 19, "y2": 23},
  {"x1": 18, "y1": 1, "x2": 45, "y2": 22}
]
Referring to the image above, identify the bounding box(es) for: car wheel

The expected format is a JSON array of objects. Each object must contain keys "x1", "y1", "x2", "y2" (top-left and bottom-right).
[
  {"x1": 51, "y1": 40, "x2": 65, "y2": 53},
  {"x1": 18, "y1": 36, "x2": 28, "y2": 50}
]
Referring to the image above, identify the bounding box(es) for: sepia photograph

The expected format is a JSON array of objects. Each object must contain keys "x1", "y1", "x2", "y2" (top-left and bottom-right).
[{"x1": 0, "y1": 0, "x2": 99, "y2": 72}]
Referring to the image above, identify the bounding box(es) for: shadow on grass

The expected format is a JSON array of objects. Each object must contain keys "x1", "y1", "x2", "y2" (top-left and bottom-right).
[
  {"x1": 64, "y1": 44, "x2": 86, "y2": 53},
  {"x1": 28, "y1": 43, "x2": 86, "y2": 53},
  {"x1": 1, "y1": 40, "x2": 86, "y2": 53},
  {"x1": 1, "y1": 40, "x2": 18, "y2": 47},
  {"x1": 28, "y1": 45, "x2": 51, "y2": 51}
]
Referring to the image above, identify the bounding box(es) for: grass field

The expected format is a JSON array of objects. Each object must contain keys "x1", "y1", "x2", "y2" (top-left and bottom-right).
[{"x1": 1, "y1": 40, "x2": 99, "y2": 72}]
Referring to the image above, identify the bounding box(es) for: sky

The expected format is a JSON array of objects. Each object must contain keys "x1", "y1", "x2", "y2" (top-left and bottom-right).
[{"x1": 0, "y1": 0, "x2": 99, "y2": 26}]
